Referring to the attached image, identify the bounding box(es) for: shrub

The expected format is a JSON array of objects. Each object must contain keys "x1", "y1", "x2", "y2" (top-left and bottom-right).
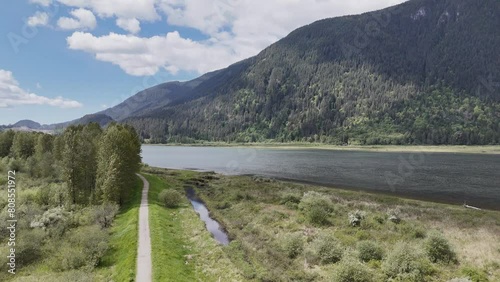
[
  {"x1": 280, "y1": 193, "x2": 302, "y2": 205},
  {"x1": 424, "y1": 232, "x2": 457, "y2": 263},
  {"x1": 30, "y1": 206, "x2": 71, "y2": 237},
  {"x1": 305, "y1": 232, "x2": 343, "y2": 265},
  {"x1": 53, "y1": 245, "x2": 87, "y2": 271},
  {"x1": 348, "y1": 210, "x2": 366, "y2": 227},
  {"x1": 158, "y1": 189, "x2": 183, "y2": 208},
  {"x1": 71, "y1": 225, "x2": 109, "y2": 267},
  {"x1": 357, "y1": 241, "x2": 384, "y2": 262},
  {"x1": 333, "y1": 258, "x2": 374, "y2": 282},
  {"x1": 281, "y1": 232, "x2": 304, "y2": 259},
  {"x1": 52, "y1": 225, "x2": 109, "y2": 271},
  {"x1": 16, "y1": 228, "x2": 46, "y2": 267},
  {"x1": 382, "y1": 242, "x2": 434, "y2": 281},
  {"x1": 299, "y1": 191, "x2": 333, "y2": 225},
  {"x1": 93, "y1": 203, "x2": 119, "y2": 228},
  {"x1": 460, "y1": 267, "x2": 489, "y2": 282},
  {"x1": 387, "y1": 209, "x2": 401, "y2": 224},
  {"x1": 374, "y1": 214, "x2": 385, "y2": 224},
  {"x1": 8, "y1": 158, "x2": 23, "y2": 172}
]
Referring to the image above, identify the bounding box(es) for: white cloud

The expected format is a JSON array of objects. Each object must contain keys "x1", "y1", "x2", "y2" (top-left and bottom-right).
[
  {"x1": 27, "y1": 11, "x2": 49, "y2": 27},
  {"x1": 36, "y1": 82, "x2": 43, "y2": 89},
  {"x1": 0, "y1": 69, "x2": 82, "y2": 108},
  {"x1": 64, "y1": 0, "x2": 406, "y2": 76},
  {"x1": 30, "y1": 0, "x2": 52, "y2": 6},
  {"x1": 158, "y1": 0, "x2": 408, "y2": 60},
  {"x1": 57, "y1": 0, "x2": 158, "y2": 21},
  {"x1": 57, "y1": 8, "x2": 97, "y2": 30},
  {"x1": 116, "y1": 18, "x2": 141, "y2": 34},
  {"x1": 67, "y1": 31, "x2": 239, "y2": 76}
]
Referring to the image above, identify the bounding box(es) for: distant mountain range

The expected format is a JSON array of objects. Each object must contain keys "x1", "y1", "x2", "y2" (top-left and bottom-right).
[{"x1": 5, "y1": 0, "x2": 500, "y2": 144}]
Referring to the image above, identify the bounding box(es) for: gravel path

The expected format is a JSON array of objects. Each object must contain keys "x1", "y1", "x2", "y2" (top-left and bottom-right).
[{"x1": 136, "y1": 174, "x2": 152, "y2": 282}]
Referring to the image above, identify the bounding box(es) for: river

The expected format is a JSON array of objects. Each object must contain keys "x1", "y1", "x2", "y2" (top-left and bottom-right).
[{"x1": 142, "y1": 145, "x2": 500, "y2": 210}]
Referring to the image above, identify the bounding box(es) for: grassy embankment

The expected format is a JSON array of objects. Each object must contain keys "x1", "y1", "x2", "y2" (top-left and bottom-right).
[
  {"x1": 143, "y1": 168, "x2": 242, "y2": 281},
  {"x1": 146, "y1": 143, "x2": 500, "y2": 154},
  {"x1": 145, "y1": 167, "x2": 500, "y2": 281},
  {"x1": 96, "y1": 175, "x2": 143, "y2": 281}
]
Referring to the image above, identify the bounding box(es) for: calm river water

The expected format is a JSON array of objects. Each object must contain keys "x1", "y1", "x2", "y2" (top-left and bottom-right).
[{"x1": 142, "y1": 146, "x2": 500, "y2": 210}]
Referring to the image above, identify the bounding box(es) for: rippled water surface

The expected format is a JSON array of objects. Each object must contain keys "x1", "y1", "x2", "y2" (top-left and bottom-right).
[{"x1": 143, "y1": 146, "x2": 500, "y2": 210}]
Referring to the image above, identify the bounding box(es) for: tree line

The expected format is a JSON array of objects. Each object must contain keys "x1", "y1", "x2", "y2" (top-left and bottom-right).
[{"x1": 0, "y1": 123, "x2": 141, "y2": 205}]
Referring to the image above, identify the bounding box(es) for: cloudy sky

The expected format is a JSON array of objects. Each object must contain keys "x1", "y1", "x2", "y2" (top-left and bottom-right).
[{"x1": 0, "y1": 0, "x2": 406, "y2": 124}]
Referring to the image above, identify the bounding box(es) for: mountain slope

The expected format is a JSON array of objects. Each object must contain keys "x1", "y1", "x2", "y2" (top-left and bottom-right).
[
  {"x1": 12, "y1": 120, "x2": 41, "y2": 129},
  {"x1": 98, "y1": 70, "x2": 220, "y2": 121},
  {"x1": 122, "y1": 0, "x2": 500, "y2": 144}
]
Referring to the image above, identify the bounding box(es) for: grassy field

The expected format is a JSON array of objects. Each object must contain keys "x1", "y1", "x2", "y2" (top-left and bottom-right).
[
  {"x1": 144, "y1": 169, "x2": 242, "y2": 282},
  {"x1": 143, "y1": 167, "x2": 500, "y2": 282},
  {"x1": 147, "y1": 143, "x2": 500, "y2": 154},
  {"x1": 96, "y1": 175, "x2": 143, "y2": 281}
]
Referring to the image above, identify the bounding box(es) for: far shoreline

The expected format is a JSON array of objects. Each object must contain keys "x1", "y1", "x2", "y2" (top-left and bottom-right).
[{"x1": 142, "y1": 143, "x2": 500, "y2": 154}]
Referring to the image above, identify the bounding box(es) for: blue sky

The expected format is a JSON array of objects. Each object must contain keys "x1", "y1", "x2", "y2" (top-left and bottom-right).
[{"x1": 0, "y1": 0, "x2": 405, "y2": 125}]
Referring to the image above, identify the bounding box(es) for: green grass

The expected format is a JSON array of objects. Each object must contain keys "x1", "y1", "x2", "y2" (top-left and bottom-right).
[
  {"x1": 145, "y1": 173, "x2": 196, "y2": 282},
  {"x1": 97, "y1": 174, "x2": 143, "y2": 281},
  {"x1": 143, "y1": 168, "x2": 243, "y2": 281}
]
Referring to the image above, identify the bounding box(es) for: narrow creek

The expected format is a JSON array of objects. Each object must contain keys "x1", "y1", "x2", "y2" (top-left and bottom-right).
[{"x1": 186, "y1": 188, "x2": 230, "y2": 245}]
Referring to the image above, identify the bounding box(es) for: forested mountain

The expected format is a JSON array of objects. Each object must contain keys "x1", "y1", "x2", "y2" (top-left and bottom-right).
[
  {"x1": 72, "y1": 114, "x2": 114, "y2": 127},
  {"x1": 123, "y1": 0, "x2": 499, "y2": 144},
  {"x1": 98, "y1": 69, "x2": 231, "y2": 121}
]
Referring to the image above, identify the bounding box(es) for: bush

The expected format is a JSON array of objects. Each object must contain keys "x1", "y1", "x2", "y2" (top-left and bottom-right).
[
  {"x1": 53, "y1": 245, "x2": 87, "y2": 271},
  {"x1": 16, "y1": 228, "x2": 46, "y2": 267},
  {"x1": 348, "y1": 210, "x2": 366, "y2": 227},
  {"x1": 387, "y1": 209, "x2": 401, "y2": 224},
  {"x1": 357, "y1": 241, "x2": 384, "y2": 262},
  {"x1": 8, "y1": 158, "x2": 23, "y2": 172},
  {"x1": 37, "y1": 183, "x2": 69, "y2": 207},
  {"x1": 93, "y1": 203, "x2": 119, "y2": 228},
  {"x1": 281, "y1": 232, "x2": 304, "y2": 259},
  {"x1": 51, "y1": 225, "x2": 109, "y2": 271},
  {"x1": 299, "y1": 191, "x2": 333, "y2": 225},
  {"x1": 460, "y1": 267, "x2": 489, "y2": 282},
  {"x1": 30, "y1": 206, "x2": 71, "y2": 237},
  {"x1": 158, "y1": 189, "x2": 183, "y2": 208},
  {"x1": 333, "y1": 258, "x2": 374, "y2": 282},
  {"x1": 382, "y1": 242, "x2": 434, "y2": 281},
  {"x1": 305, "y1": 232, "x2": 343, "y2": 265},
  {"x1": 424, "y1": 232, "x2": 457, "y2": 264},
  {"x1": 280, "y1": 193, "x2": 302, "y2": 205},
  {"x1": 71, "y1": 225, "x2": 109, "y2": 267}
]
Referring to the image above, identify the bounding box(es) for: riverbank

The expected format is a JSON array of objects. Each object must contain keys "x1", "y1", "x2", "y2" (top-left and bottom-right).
[
  {"x1": 143, "y1": 170, "x2": 242, "y2": 281},
  {"x1": 144, "y1": 166, "x2": 500, "y2": 281},
  {"x1": 145, "y1": 143, "x2": 500, "y2": 154}
]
